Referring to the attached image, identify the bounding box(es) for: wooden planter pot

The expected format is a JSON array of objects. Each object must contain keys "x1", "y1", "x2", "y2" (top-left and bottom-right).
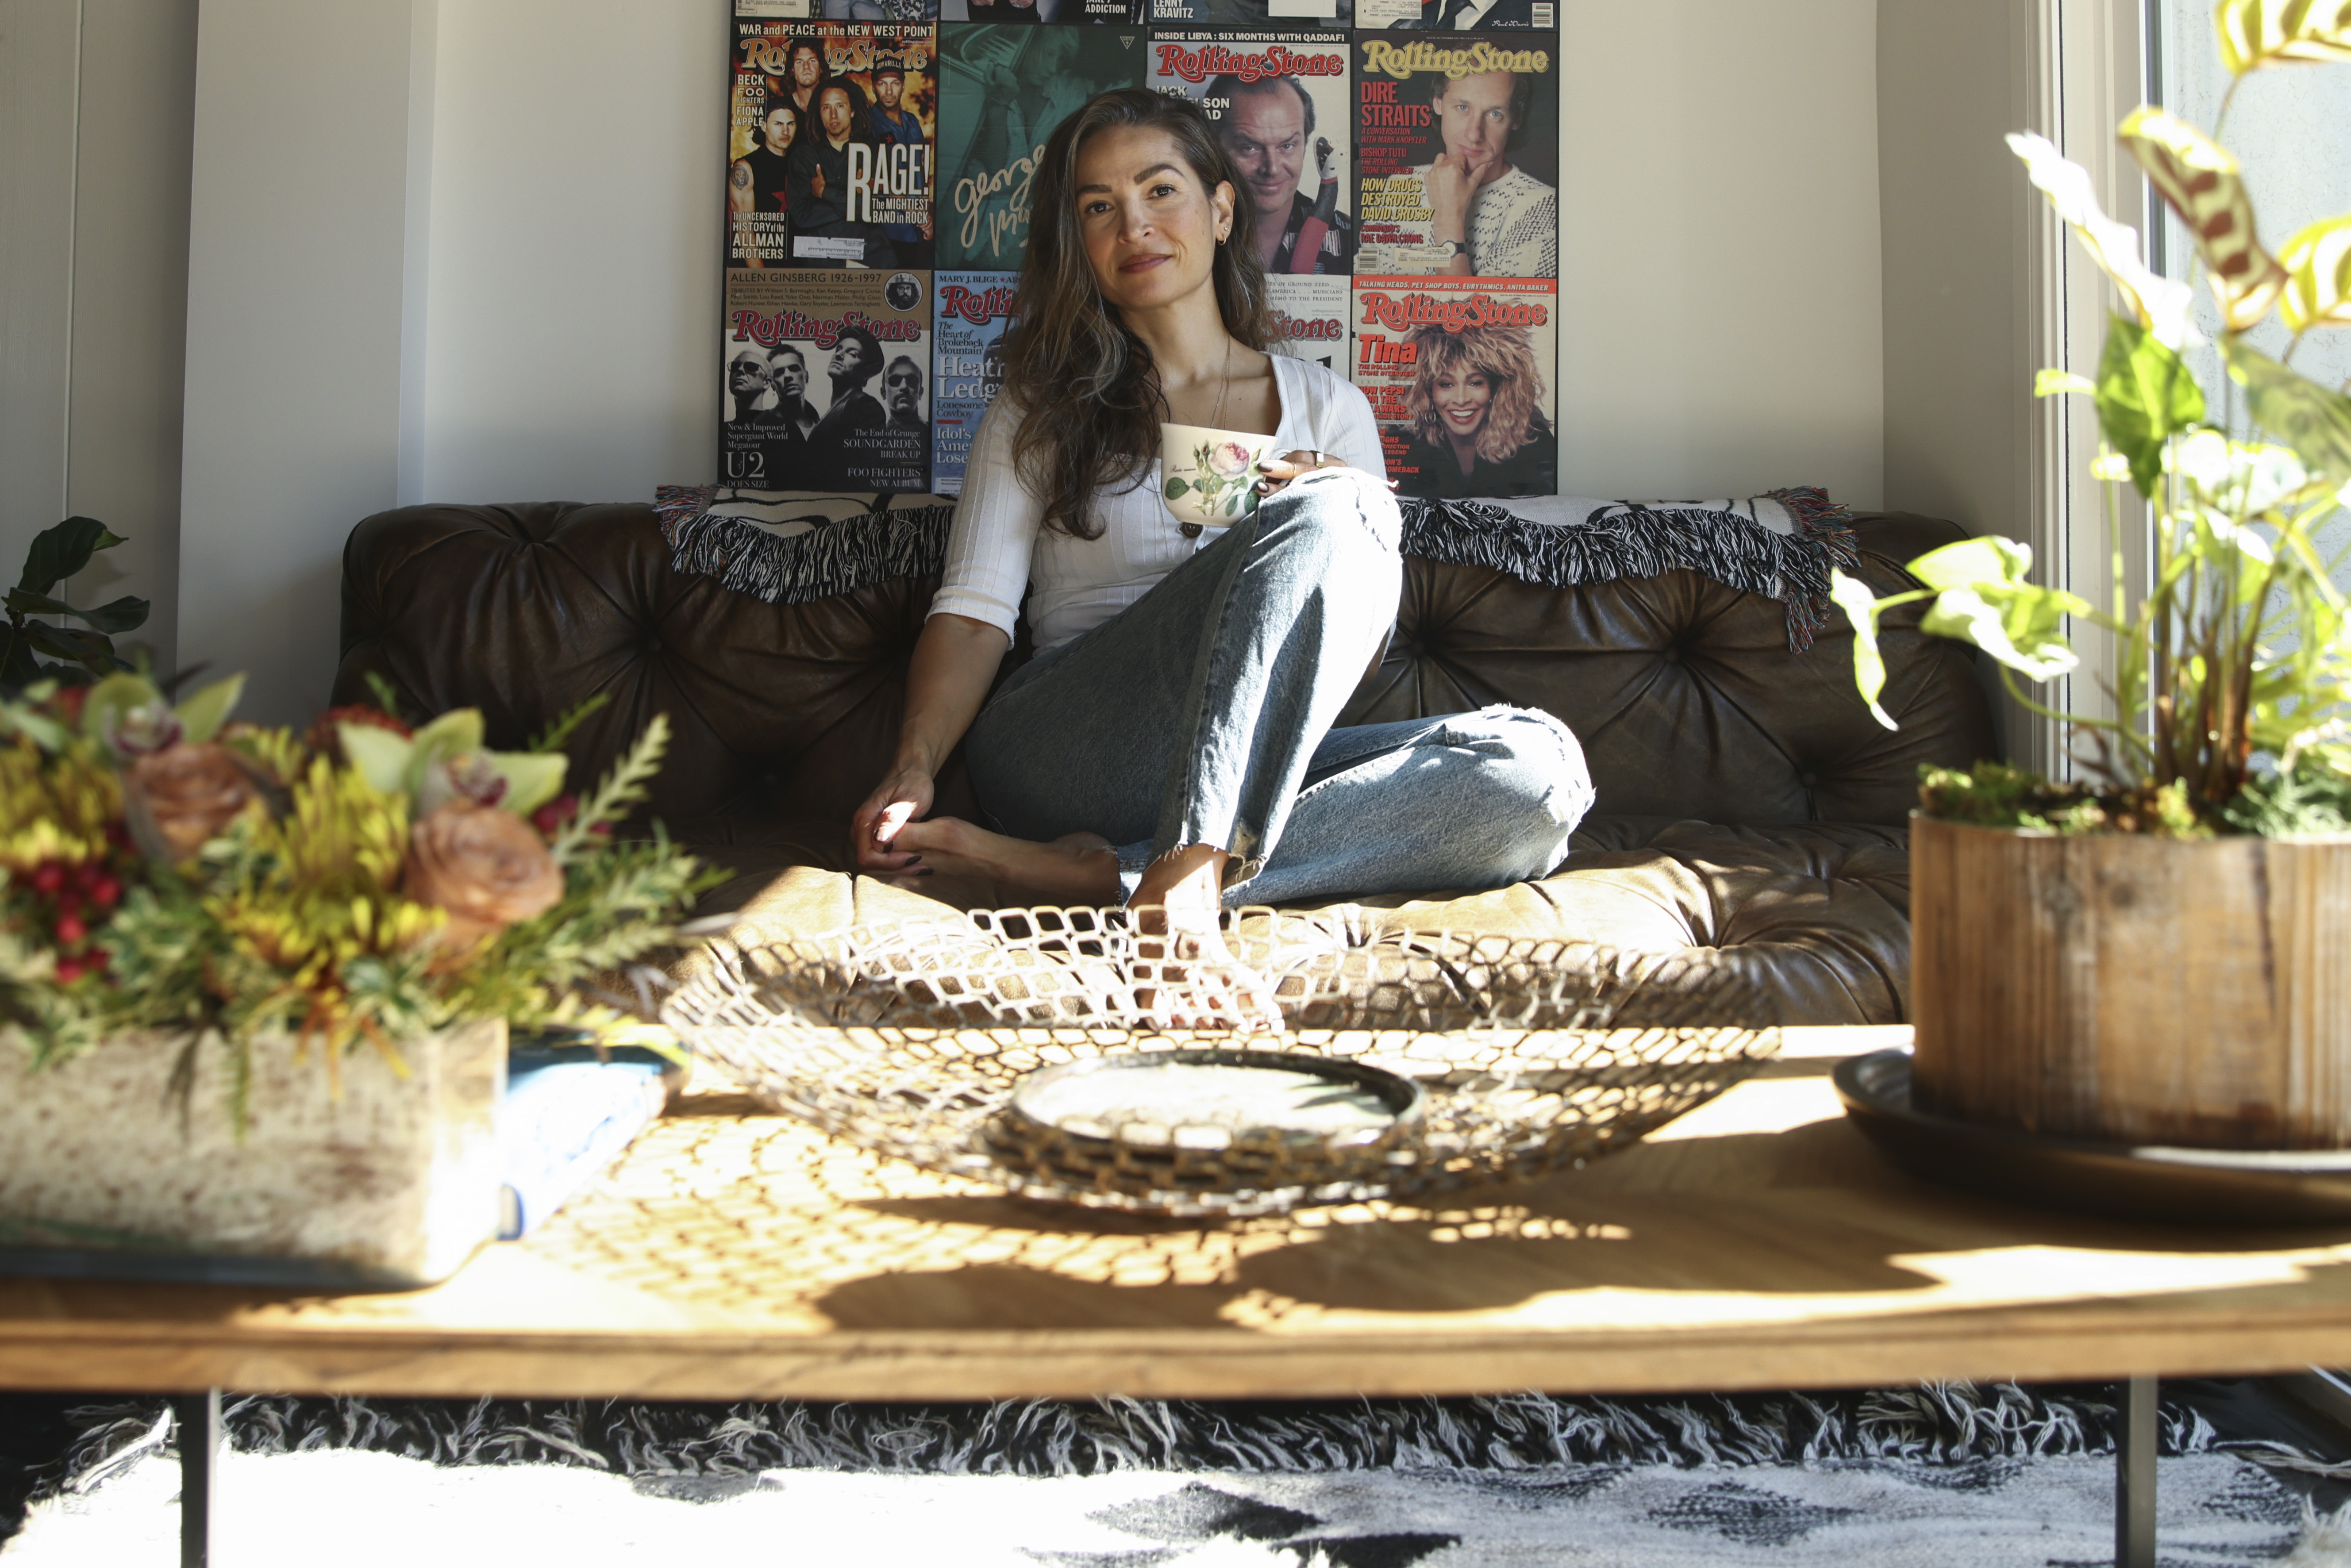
[
  {"x1": 0, "y1": 1018, "x2": 506, "y2": 1287},
  {"x1": 1911, "y1": 816, "x2": 2351, "y2": 1149}
]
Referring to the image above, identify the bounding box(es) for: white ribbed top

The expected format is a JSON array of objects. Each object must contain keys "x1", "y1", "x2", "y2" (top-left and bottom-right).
[{"x1": 928, "y1": 355, "x2": 1386, "y2": 651}]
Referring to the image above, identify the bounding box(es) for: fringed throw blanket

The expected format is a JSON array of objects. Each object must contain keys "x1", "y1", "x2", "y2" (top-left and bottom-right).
[
  {"x1": 654, "y1": 486, "x2": 957, "y2": 608},
  {"x1": 655, "y1": 484, "x2": 1858, "y2": 651},
  {"x1": 1398, "y1": 488, "x2": 1860, "y2": 651}
]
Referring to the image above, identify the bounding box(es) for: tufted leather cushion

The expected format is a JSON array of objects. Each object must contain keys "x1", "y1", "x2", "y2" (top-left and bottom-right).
[{"x1": 335, "y1": 502, "x2": 1997, "y2": 1025}]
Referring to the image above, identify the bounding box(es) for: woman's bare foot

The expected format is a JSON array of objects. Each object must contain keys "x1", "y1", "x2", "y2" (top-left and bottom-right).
[
  {"x1": 1129, "y1": 844, "x2": 1283, "y2": 1033},
  {"x1": 887, "y1": 817, "x2": 1120, "y2": 904}
]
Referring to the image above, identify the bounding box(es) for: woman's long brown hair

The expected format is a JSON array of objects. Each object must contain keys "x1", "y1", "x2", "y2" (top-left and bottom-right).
[{"x1": 1000, "y1": 89, "x2": 1278, "y2": 540}]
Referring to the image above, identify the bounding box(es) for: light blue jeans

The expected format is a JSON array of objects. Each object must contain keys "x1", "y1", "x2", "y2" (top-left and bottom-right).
[{"x1": 963, "y1": 468, "x2": 1595, "y2": 908}]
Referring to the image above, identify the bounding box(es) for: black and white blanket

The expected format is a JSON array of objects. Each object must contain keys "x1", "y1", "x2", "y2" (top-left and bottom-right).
[{"x1": 654, "y1": 485, "x2": 1859, "y2": 652}]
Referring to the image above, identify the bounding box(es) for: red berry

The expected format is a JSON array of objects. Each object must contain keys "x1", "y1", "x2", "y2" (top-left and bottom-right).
[
  {"x1": 531, "y1": 794, "x2": 580, "y2": 837},
  {"x1": 54, "y1": 915, "x2": 86, "y2": 947},
  {"x1": 30, "y1": 864, "x2": 65, "y2": 896},
  {"x1": 70, "y1": 861, "x2": 98, "y2": 888},
  {"x1": 54, "y1": 892, "x2": 81, "y2": 922},
  {"x1": 85, "y1": 946, "x2": 108, "y2": 972},
  {"x1": 53, "y1": 959, "x2": 82, "y2": 985},
  {"x1": 90, "y1": 876, "x2": 121, "y2": 910}
]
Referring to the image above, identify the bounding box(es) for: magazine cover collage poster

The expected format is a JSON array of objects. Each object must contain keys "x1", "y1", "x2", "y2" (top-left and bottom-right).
[{"x1": 720, "y1": 0, "x2": 1560, "y2": 501}]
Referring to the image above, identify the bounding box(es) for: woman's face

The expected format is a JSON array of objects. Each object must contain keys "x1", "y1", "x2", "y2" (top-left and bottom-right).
[
  {"x1": 1073, "y1": 125, "x2": 1234, "y2": 318},
  {"x1": 1432, "y1": 365, "x2": 1496, "y2": 438}
]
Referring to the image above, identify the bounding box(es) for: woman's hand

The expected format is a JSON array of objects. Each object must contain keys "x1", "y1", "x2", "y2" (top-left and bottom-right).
[
  {"x1": 1253, "y1": 449, "x2": 1355, "y2": 501},
  {"x1": 852, "y1": 762, "x2": 935, "y2": 872}
]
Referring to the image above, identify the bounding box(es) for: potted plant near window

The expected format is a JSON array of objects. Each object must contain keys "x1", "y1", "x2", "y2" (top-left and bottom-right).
[
  {"x1": 1835, "y1": 4, "x2": 2351, "y2": 1149},
  {"x1": 0, "y1": 619, "x2": 714, "y2": 1285}
]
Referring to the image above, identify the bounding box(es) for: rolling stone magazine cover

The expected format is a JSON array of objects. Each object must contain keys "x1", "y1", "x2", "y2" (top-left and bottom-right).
[
  {"x1": 717, "y1": 0, "x2": 1560, "y2": 503},
  {"x1": 723, "y1": 269, "x2": 934, "y2": 492},
  {"x1": 1353, "y1": 275, "x2": 1556, "y2": 498}
]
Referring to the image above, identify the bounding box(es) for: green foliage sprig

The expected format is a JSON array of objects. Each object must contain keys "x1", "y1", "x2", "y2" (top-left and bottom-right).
[{"x1": 1835, "y1": 4, "x2": 2351, "y2": 833}]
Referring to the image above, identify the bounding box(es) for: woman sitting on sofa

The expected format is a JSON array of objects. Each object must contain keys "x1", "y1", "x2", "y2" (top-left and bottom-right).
[{"x1": 850, "y1": 89, "x2": 1592, "y2": 945}]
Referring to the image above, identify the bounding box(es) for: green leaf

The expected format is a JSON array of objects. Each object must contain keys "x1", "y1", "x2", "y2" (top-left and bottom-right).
[
  {"x1": 1906, "y1": 534, "x2": 2036, "y2": 594},
  {"x1": 528, "y1": 692, "x2": 610, "y2": 754},
  {"x1": 0, "y1": 710, "x2": 67, "y2": 750},
  {"x1": 2217, "y1": 0, "x2": 2351, "y2": 75},
  {"x1": 4, "y1": 589, "x2": 76, "y2": 620},
  {"x1": 339, "y1": 724, "x2": 416, "y2": 796},
  {"x1": 1828, "y1": 571, "x2": 1897, "y2": 730},
  {"x1": 488, "y1": 750, "x2": 568, "y2": 815},
  {"x1": 1163, "y1": 477, "x2": 1190, "y2": 499},
  {"x1": 403, "y1": 709, "x2": 487, "y2": 794},
  {"x1": 2095, "y1": 314, "x2": 2206, "y2": 499},
  {"x1": 72, "y1": 594, "x2": 148, "y2": 634},
  {"x1": 553, "y1": 713, "x2": 671, "y2": 865},
  {"x1": 172, "y1": 674, "x2": 244, "y2": 744},
  {"x1": 19, "y1": 621, "x2": 119, "y2": 669},
  {"x1": 1920, "y1": 583, "x2": 2087, "y2": 681},
  {"x1": 79, "y1": 672, "x2": 165, "y2": 745},
  {"x1": 17, "y1": 518, "x2": 123, "y2": 596},
  {"x1": 2118, "y1": 108, "x2": 2286, "y2": 332},
  {"x1": 2226, "y1": 336, "x2": 2351, "y2": 489},
  {"x1": 362, "y1": 671, "x2": 402, "y2": 719},
  {"x1": 1, "y1": 587, "x2": 142, "y2": 653},
  {"x1": 2035, "y1": 369, "x2": 2097, "y2": 398},
  {"x1": 2280, "y1": 211, "x2": 2351, "y2": 330}
]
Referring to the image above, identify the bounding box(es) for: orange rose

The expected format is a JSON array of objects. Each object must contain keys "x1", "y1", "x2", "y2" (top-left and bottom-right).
[
  {"x1": 126, "y1": 743, "x2": 255, "y2": 862},
  {"x1": 405, "y1": 802, "x2": 564, "y2": 949}
]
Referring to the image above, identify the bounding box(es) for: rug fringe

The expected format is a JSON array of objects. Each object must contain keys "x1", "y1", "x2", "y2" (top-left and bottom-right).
[{"x1": 35, "y1": 1383, "x2": 2231, "y2": 1489}]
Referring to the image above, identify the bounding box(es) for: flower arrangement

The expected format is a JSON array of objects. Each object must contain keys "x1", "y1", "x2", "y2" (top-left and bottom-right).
[
  {"x1": 1164, "y1": 438, "x2": 1269, "y2": 523},
  {"x1": 0, "y1": 671, "x2": 716, "y2": 1121},
  {"x1": 1833, "y1": 1, "x2": 2351, "y2": 837}
]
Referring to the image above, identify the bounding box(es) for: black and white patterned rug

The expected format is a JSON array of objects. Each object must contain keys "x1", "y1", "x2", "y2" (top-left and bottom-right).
[{"x1": 8, "y1": 1386, "x2": 2349, "y2": 1566}]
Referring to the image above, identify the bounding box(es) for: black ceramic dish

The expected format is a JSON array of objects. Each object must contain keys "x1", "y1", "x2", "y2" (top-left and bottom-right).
[{"x1": 1834, "y1": 1048, "x2": 2351, "y2": 1226}]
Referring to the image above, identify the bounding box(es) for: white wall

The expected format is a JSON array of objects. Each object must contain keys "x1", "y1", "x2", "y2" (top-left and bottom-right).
[
  {"x1": 1557, "y1": 0, "x2": 1884, "y2": 507},
  {"x1": 1877, "y1": 0, "x2": 2034, "y2": 544},
  {"x1": 419, "y1": 1, "x2": 726, "y2": 504},
  {"x1": 177, "y1": 0, "x2": 432, "y2": 723}
]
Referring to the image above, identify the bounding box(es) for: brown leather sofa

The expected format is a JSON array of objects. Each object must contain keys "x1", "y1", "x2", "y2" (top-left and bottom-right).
[{"x1": 332, "y1": 503, "x2": 1996, "y2": 1026}]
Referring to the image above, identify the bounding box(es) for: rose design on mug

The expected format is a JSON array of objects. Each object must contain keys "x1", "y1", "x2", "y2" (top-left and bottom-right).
[
  {"x1": 1206, "y1": 441, "x2": 1255, "y2": 479},
  {"x1": 1165, "y1": 438, "x2": 1266, "y2": 524}
]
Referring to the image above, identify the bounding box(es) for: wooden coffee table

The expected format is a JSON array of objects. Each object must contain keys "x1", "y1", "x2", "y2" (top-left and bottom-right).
[{"x1": 4, "y1": 1026, "x2": 2344, "y2": 1567}]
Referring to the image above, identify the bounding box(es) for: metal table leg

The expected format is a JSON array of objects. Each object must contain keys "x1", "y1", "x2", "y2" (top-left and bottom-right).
[
  {"x1": 2116, "y1": 1375, "x2": 2156, "y2": 1568},
  {"x1": 172, "y1": 1389, "x2": 220, "y2": 1568}
]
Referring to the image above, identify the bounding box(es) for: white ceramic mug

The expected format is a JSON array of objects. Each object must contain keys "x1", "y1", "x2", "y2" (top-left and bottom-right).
[{"x1": 1159, "y1": 423, "x2": 1279, "y2": 532}]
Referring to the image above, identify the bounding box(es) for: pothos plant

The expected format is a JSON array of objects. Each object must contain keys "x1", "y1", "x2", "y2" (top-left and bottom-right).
[
  {"x1": 1834, "y1": 0, "x2": 2351, "y2": 837},
  {"x1": 0, "y1": 672, "x2": 718, "y2": 1123}
]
